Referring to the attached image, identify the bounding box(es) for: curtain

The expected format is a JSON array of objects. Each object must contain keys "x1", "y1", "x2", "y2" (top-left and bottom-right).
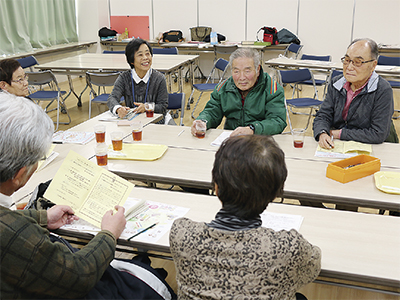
[{"x1": 0, "y1": 0, "x2": 78, "y2": 56}]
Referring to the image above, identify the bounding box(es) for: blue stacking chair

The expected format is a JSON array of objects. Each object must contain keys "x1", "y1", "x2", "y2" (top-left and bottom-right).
[
  {"x1": 378, "y1": 56, "x2": 400, "y2": 119},
  {"x1": 299, "y1": 54, "x2": 332, "y2": 99},
  {"x1": 278, "y1": 68, "x2": 322, "y2": 131},
  {"x1": 283, "y1": 43, "x2": 303, "y2": 59},
  {"x1": 190, "y1": 58, "x2": 229, "y2": 118},
  {"x1": 103, "y1": 50, "x2": 125, "y2": 54},
  {"x1": 17, "y1": 55, "x2": 39, "y2": 71},
  {"x1": 152, "y1": 47, "x2": 178, "y2": 55},
  {"x1": 86, "y1": 72, "x2": 123, "y2": 119},
  {"x1": 26, "y1": 70, "x2": 70, "y2": 131},
  {"x1": 167, "y1": 93, "x2": 185, "y2": 126}
]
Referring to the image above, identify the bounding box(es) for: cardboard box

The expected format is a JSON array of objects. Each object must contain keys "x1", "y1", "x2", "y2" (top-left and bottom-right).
[{"x1": 326, "y1": 155, "x2": 381, "y2": 183}]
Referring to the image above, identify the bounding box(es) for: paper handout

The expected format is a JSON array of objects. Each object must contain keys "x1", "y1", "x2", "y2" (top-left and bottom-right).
[
  {"x1": 44, "y1": 151, "x2": 134, "y2": 228},
  {"x1": 315, "y1": 140, "x2": 372, "y2": 158}
]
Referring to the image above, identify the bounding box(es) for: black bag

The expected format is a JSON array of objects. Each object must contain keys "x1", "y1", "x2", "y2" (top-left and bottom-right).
[
  {"x1": 203, "y1": 33, "x2": 226, "y2": 43},
  {"x1": 161, "y1": 30, "x2": 184, "y2": 43},
  {"x1": 98, "y1": 27, "x2": 118, "y2": 38},
  {"x1": 277, "y1": 28, "x2": 301, "y2": 45},
  {"x1": 257, "y1": 27, "x2": 279, "y2": 45}
]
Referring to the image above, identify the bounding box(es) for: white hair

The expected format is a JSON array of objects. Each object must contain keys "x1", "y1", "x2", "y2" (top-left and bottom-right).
[
  {"x1": 0, "y1": 92, "x2": 54, "y2": 183},
  {"x1": 229, "y1": 48, "x2": 261, "y2": 70}
]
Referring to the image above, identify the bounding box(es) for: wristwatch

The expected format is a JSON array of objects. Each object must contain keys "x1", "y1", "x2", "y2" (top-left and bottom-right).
[{"x1": 249, "y1": 124, "x2": 255, "y2": 133}]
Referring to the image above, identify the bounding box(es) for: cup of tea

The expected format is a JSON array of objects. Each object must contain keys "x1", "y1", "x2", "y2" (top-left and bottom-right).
[
  {"x1": 94, "y1": 124, "x2": 106, "y2": 143},
  {"x1": 95, "y1": 143, "x2": 108, "y2": 166},
  {"x1": 145, "y1": 102, "x2": 155, "y2": 118},
  {"x1": 195, "y1": 120, "x2": 207, "y2": 139},
  {"x1": 291, "y1": 128, "x2": 305, "y2": 148},
  {"x1": 111, "y1": 131, "x2": 123, "y2": 151},
  {"x1": 131, "y1": 121, "x2": 143, "y2": 141}
]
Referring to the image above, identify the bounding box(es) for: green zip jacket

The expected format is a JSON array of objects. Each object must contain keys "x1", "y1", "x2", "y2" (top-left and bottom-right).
[{"x1": 197, "y1": 72, "x2": 286, "y2": 135}]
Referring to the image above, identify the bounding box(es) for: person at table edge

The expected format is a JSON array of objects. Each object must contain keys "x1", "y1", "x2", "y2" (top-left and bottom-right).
[
  {"x1": 313, "y1": 38, "x2": 398, "y2": 149},
  {"x1": 0, "y1": 58, "x2": 31, "y2": 99},
  {"x1": 192, "y1": 48, "x2": 286, "y2": 136},
  {"x1": 107, "y1": 38, "x2": 168, "y2": 122}
]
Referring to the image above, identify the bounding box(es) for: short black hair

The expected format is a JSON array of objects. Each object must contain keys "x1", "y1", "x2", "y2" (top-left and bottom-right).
[
  {"x1": 212, "y1": 135, "x2": 287, "y2": 219},
  {"x1": 0, "y1": 59, "x2": 22, "y2": 86},
  {"x1": 125, "y1": 38, "x2": 153, "y2": 69}
]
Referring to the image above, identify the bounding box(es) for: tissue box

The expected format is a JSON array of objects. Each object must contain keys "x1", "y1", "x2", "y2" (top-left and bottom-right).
[{"x1": 326, "y1": 155, "x2": 381, "y2": 183}]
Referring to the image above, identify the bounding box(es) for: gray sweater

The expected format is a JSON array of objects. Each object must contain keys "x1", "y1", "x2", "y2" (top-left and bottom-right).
[
  {"x1": 313, "y1": 71, "x2": 396, "y2": 144},
  {"x1": 107, "y1": 69, "x2": 168, "y2": 118}
]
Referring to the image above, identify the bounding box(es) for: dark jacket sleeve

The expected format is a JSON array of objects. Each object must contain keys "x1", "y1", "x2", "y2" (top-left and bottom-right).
[
  {"x1": 313, "y1": 80, "x2": 336, "y2": 141},
  {"x1": 107, "y1": 72, "x2": 131, "y2": 113},
  {"x1": 151, "y1": 70, "x2": 168, "y2": 117},
  {"x1": 0, "y1": 210, "x2": 116, "y2": 299}
]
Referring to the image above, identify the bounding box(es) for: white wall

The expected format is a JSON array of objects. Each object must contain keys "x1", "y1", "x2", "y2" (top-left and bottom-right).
[{"x1": 77, "y1": 0, "x2": 400, "y2": 61}]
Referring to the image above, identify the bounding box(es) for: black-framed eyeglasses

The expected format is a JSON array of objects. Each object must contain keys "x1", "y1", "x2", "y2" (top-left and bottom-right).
[
  {"x1": 39, "y1": 155, "x2": 47, "y2": 161},
  {"x1": 11, "y1": 74, "x2": 29, "y2": 84},
  {"x1": 341, "y1": 56, "x2": 375, "y2": 68}
]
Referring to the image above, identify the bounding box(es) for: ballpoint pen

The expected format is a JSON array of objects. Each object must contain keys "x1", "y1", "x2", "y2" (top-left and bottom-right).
[{"x1": 127, "y1": 223, "x2": 158, "y2": 241}]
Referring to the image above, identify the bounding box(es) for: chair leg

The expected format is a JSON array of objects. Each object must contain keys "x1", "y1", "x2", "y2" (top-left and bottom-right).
[
  {"x1": 186, "y1": 88, "x2": 195, "y2": 110},
  {"x1": 191, "y1": 92, "x2": 204, "y2": 119}
]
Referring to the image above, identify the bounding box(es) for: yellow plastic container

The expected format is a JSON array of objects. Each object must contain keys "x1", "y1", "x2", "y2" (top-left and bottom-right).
[{"x1": 326, "y1": 154, "x2": 381, "y2": 183}]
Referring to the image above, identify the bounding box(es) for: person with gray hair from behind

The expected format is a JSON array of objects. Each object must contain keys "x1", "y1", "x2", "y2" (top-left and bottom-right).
[
  {"x1": 0, "y1": 93, "x2": 139, "y2": 299},
  {"x1": 313, "y1": 38, "x2": 398, "y2": 148},
  {"x1": 191, "y1": 47, "x2": 286, "y2": 137}
]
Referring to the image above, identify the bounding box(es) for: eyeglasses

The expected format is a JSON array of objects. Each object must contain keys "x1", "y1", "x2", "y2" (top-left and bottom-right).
[
  {"x1": 341, "y1": 57, "x2": 375, "y2": 68},
  {"x1": 11, "y1": 74, "x2": 29, "y2": 84}
]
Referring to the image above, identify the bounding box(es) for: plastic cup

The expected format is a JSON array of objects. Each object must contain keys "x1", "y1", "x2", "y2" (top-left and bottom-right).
[
  {"x1": 131, "y1": 121, "x2": 143, "y2": 141},
  {"x1": 111, "y1": 131, "x2": 123, "y2": 151},
  {"x1": 291, "y1": 128, "x2": 305, "y2": 148},
  {"x1": 145, "y1": 102, "x2": 155, "y2": 118},
  {"x1": 94, "y1": 124, "x2": 106, "y2": 143},
  {"x1": 195, "y1": 120, "x2": 207, "y2": 139},
  {"x1": 95, "y1": 143, "x2": 108, "y2": 166}
]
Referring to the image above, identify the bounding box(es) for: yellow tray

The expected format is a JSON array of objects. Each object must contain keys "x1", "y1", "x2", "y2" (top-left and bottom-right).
[
  {"x1": 374, "y1": 171, "x2": 400, "y2": 194},
  {"x1": 108, "y1": 144, "x2": 168, "y2": 161}
]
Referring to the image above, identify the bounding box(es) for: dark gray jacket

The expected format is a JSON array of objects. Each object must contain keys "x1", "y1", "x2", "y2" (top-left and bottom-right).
[
  {"x1": 313, "y1": 71, "x2": 397, "y2": 144},
  {"x1": 107, "y1": 69, "x2": 168, "y2": 117}
]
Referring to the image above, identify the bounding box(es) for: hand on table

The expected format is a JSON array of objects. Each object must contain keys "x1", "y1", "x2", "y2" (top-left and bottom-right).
[
  {"x1": 47, "y1": 205, "x2": 79, "y2": 230},
  {"x1": 231, "y1": 126, "x2": 254, "y2": 137},
  {"x1": 133, "y1": 102, "x2": 145, "y2": 114},
  {"x1": 101, "y1": 205, "x2": 126, "y2": 239},
  {"x1": 116, "y1": 107, "x2": 131, "y2": 118},
  {"x1": 191, "y1": 120, "x2": 207, "y2": 136},
  {"x1": 318, "y1": 133, "x2": 334, "y2": 149}
]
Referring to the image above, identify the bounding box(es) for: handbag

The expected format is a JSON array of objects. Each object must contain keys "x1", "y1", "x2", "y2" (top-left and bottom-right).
[
  {"x1": 190, "y1": 26, "x2": 212, "y2": 41},
  {"x1": 257, "y1": 27, "x2": 279, "y2": 45},
  {"x1": 160, "y1": 30, "x2": 184, "y2": 43}
]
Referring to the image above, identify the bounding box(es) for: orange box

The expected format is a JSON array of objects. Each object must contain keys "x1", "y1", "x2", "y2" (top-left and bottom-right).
[{"x1": 326, "y1": 155, "x2": 381, "y2": 183}]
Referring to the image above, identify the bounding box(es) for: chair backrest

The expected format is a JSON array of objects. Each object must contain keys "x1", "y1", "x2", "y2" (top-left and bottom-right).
[
  {"x1": 214, "y1": 58, "x2": 229, "y2": 72},
  {"x1": 152, "y1": 47, "x2": 178, "y2": 55},
  {"x1": 331, "y1": 70, "x2": 343, "y2": 79},
  {"x1": 26, "y1": 70, "x2": 57, "y2": 86},
  {"x1": 103, "y1": 50, "x2": 125, "y2": 54},
  {"x1": 377, "y1": 55, "x2": 400, "y2": 66},
  {"x1": 214, "y1": 45, "x2": 238, "y2": 55},
  {"x1": 167, "y1": 93, "x2": 184, "y2": 110},
  {"x1": 17, "y1": 56, "x2": 38, "y2": 70},
  {"x1": 301, "y1": 54, "x2": 331, "y2": 62},
  {"x1": 279, "y1": 68, "x2": 313, "y2": 84},
  {"x1": 283, "y1": 44, "x2": 303, "y2": 59},
  {"x1": 86, "y1": 72, "x2": 120, "y2": 87}
]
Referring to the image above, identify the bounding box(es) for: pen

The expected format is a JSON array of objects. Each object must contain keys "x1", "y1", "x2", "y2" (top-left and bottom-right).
[
  {"x1": 327, "y1": 135, "x2": 334, "y2": 148},
  {"x1": 127, "y1": 222, "x2": 158, "y2": 241},
  {"x1": 177, "y1": 129, "x2": 185, "y2": 136}
]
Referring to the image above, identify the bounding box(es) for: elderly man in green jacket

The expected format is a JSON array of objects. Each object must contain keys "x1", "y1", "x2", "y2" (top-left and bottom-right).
[{"x1": 191, "y1": 48, "x2": 286, "y2": 137}]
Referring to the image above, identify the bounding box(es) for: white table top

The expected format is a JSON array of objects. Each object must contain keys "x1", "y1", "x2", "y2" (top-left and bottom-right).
[
  {"x1": 58, "y1": 187, "x2": 400, "y2": 289},
  {"x1": 36, "y1": 53, "x2": 199, "y2": 73},
  {"x1": 265, "y1": 56, "x2": 400, "y2": 77}
]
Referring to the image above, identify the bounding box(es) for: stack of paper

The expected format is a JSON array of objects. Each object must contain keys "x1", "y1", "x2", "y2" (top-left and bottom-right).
[
  {"x1": 315, "y1": 140, "x2": 372, "y2": 159},
  {"x1": 52, "y1": 131, "x2": 95, "y2": 145}
]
